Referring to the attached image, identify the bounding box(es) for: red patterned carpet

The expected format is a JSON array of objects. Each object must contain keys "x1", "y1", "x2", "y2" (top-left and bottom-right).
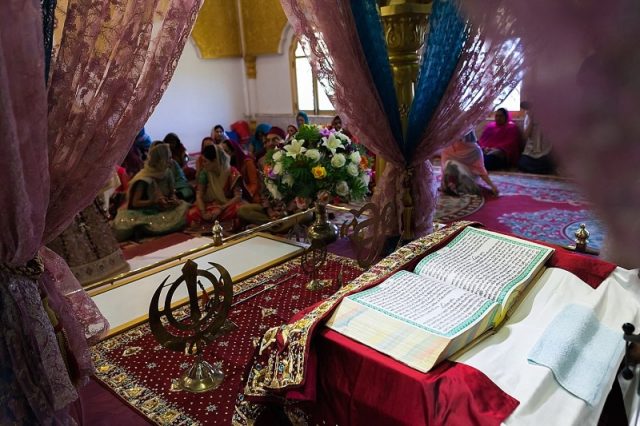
[
  {"x1": 438, "y1": 171, "x2": 603, "y2": 251},
  {"x1": 91, "y1": 254, "x2": 362, "y2": 424}
]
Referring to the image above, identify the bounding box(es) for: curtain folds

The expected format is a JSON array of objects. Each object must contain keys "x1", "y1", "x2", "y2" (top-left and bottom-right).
[
  {"x1": 41, "y1": 0, "x2": 57, "y2": 81},
  {"x1": 0, "y1": 0, "x2": 202, "y2": 423},
  {"x1": 280, "y1": 0, "x2": 524, "y2": 236},
  {"x1": 405, "y1": 0, "x2": 466, "y2": 155},
  {"x1": 350, "y1": 0, "x2": 404, "y2": 146},
  {"x1": 281, "y1": 0, "x2": 406, "y2": 232}
]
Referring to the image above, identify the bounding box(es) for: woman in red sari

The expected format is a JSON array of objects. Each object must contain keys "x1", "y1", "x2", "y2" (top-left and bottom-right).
[
  {"x1": 221, "y1": 138, "x2": 261, "y2": 203},
  {"x1": 478, "y1": 108, "x2": 522, "y2": 170},
  {"x1": 187, "y1": 144, "x2": 244, "y2": 225}
]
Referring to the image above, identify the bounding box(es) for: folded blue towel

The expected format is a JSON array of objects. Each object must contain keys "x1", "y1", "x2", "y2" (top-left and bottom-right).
[{"x1": 528, "y1": 304, "x2": 624, "y2": 406}]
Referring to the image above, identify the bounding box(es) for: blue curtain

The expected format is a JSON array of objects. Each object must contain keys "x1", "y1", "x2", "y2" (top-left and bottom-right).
[
  {"x1": 350, "y1": 0, "x2": 404, "y2": 147},
  {"x1": 405, "y1": 0, "x2": 467, "y2": 157},
  {"x1": 41, "y1": 0, "x2": 57, "y2": 82}
]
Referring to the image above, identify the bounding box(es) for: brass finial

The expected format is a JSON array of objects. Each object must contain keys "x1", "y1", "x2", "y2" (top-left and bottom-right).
[
  {"x1": 574, "y1": 223, "x2": 590, "y2": 252},
  {"x1": 212, "y1": 220, "x2": 224, "y2": 246}
]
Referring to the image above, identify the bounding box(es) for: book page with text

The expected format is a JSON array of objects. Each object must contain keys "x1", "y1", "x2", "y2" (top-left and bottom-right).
[
  {"x1": 414, "y1": 227, "x2": 553, "y2": 305},
  {"x1": 346, "y1": 270, "x2": 497, "y2": 338}
]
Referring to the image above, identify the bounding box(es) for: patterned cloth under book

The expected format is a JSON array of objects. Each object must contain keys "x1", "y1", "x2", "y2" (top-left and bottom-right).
[
  {"x1": 48, "y1": 198, "x2": 129, "y2": 285},
  {"x1": 91, "y1": 253, "x2": 363, "y2": 425}
]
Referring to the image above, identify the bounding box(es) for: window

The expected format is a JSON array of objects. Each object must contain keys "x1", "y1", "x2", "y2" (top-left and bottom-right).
[
  {"x1": 290, "y1": 39, "x2": 335, "y2": 115},
  {"x1": 495, "y1": 81, "x2": 522, "y2": 114}
]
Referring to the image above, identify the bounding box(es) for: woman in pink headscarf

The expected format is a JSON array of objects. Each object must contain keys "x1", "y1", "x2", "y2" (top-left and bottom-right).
[
  {"x1": 478, "y1": 108, "x2": 522, "y2": 170},
  {"x1": 441, "y1": 130, "x2": 499, "y2": 196}
]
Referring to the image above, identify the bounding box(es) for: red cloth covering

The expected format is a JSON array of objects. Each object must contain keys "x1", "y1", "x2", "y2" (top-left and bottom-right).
[{"x1": 309, "y1": 330, "x2": 519, "y2": 426}]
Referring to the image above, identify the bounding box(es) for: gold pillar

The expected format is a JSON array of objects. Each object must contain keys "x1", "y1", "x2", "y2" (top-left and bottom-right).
[{"x1": 379, "y1": 0, "x2": 432, "y2": 240}]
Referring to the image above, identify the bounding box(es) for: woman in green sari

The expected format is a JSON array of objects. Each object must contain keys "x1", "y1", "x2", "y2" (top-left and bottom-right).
[{"x1": 113, "y1": 143, "x2": 191, "y2": 241}]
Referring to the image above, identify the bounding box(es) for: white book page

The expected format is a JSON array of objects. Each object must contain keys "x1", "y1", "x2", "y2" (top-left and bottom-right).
[
  {"x1": 414, "y1": 227, "x2": 553, "y2": 304},
  {"x1": 346, "y1": 270, "x2": 496, "y2": 338}
]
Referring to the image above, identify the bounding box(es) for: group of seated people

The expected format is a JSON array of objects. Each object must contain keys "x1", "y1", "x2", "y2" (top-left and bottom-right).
[
  {"x1": 112, "y1": 112, "x2": 328, "y2": 242},
  {"x1": 440, "y1": 102, "x2": 554, "y2": 196}
]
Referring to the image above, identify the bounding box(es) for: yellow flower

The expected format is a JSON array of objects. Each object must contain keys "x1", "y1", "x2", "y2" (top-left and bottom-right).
[{"x1": 312, "y1": 165, "x2": 327, "y2": 179}]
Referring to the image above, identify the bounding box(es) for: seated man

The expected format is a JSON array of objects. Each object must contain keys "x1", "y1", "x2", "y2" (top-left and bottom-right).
[
  {"x1": 479, "y1": 108, "x2": 522, "y2": 170},
  {"x1": 239, "y1": 126, "x2": 312, "y2": 232},
  {"x1": 518, "y1": 101, "x2": 555, "y2": 174}
]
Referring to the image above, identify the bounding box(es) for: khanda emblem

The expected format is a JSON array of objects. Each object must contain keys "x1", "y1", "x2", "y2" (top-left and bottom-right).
[{"x1": 148, "y1": 259, "x2": 234, "y2": 392}]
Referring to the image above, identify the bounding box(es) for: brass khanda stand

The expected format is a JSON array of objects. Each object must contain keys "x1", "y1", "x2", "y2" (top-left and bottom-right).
[{"x1": 148, "y1": 260, "x2": 234, "y2": 393}]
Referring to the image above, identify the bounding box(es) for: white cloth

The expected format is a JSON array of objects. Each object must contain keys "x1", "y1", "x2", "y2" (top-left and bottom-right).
[
  {"x1": 527, "y1": 303, "x2": 624, "y2": 405},
  {"x1": 453, "y1": 266, "x2": 640, "y2": 426}
]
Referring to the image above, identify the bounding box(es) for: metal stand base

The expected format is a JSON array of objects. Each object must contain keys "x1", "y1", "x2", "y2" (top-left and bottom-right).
[{"x1": 171, "y1": 357, "x2": 223, "y2": 393}]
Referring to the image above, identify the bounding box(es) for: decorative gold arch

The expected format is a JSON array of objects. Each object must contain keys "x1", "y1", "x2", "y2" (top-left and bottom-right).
[{"x1": 191, "y1": 0, "x2": 288, "y2": 59}]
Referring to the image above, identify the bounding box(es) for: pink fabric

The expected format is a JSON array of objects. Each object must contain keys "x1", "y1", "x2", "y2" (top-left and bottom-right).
[
  {"x1": 0, "y1": 0, "x2": 49, "y2": 265},
  {"x1": 440, "y1": 139, "x2": 488, "y2": 178},
  {"x1": 280, "y1": 0, "x2": 405, "y2": 234},
  {"x1": 0, "y1": 0, "x2": 202, "y2": 423},
  {"x1": 478, "y1": 121, "x2": 521, "y2": 166},
  {"x1": 462, "y1": 0, "x2": 640, "y2": 268}
]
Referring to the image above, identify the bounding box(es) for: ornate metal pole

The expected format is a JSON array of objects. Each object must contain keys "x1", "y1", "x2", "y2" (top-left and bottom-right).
[{"x1": 379, "y1": 0, "x2": 432, "y2": 240}]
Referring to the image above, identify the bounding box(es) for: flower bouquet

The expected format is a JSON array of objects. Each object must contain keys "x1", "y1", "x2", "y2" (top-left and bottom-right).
[{"x1": 262, "y1": 124, "x2": 371, "y2": 204}]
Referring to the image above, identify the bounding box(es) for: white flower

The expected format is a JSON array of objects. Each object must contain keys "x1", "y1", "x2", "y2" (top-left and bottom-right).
[
  {"x1": 305, "y1": 149, "x2": 321, "y2": 162},
  {"x1": 272, "y1": 150, "x2": 283, "y2": 161},
  {"x1": 336, "y1": 132, "x2": 351, "y2": 144},
  {"x1": 322, "y1": 133, "x2": 344, "y2": 154},
  {"x1": 349, "y1": 151, "x2": 361, "y2": 165},
  {"x1": 284, "y1": 139, "x2": 307, "y2": 158},
  {"x1": 361, "y1": 172, "x2": 371, "y2": 187},
  {"x1": 272, "y1": 162, "x2": 283, "y2": 175},
  {"x1": 335, "y1": 180, "x2": 350, "y2": 197},
  {"x1": 331, "y1": 153, "x2": 346, "y2": 168},
  {"x1": 266, "y1": 181, "x2": 283, "y2": 200},
  {"x1": 282, "y1": 174, "x2": 294, "y2": 187},
  {"x1": 346, "y1": 163, "x2": 359, "y2": 177}
]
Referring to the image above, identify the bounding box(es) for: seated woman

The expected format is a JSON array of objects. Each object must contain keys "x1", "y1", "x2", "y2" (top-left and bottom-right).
[
  {"x1": 112, "y1": 143, "x2": 190, "y2": 241},
  {"x1": 440, "y1": 131, "x2": 499, "y2": 196},
  {"x1": 195, "y1": 136, "x2": 216, "y2": 175},
  {"x1": 211, "y1": 124, "x2": 228, "y2": 144},
  {"x1": 296, "y1": 111, "x2": 309, "y2": 128},
  {"x1": 478, "y1": 108, "x2": 522, "y2": 170},
  {"x1": 231, "y1": 120, "x2": 252, "y2": 151},
  {"x1": 167, "y1": 152, "x2": 195, "y2": 202},
  {"x1": 163, "y1": 132, "x2": 188, "y2": 168},
  {"x1": 248, "y1": 123, "x2": 271, "y2": 159},
  {"x1": 187, "y1": 144, "x2": 244, "y2": 226},
  {"x1": 285, "y1": 125, "x2": 297, "y2": 143},
  {"x1": 221, "y1": 139, "x2": 261, "y2": 203}
]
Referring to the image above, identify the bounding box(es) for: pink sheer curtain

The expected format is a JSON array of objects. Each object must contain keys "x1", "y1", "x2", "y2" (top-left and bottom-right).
[
  {"x1": 280, "y1": 0, "x2": 406, "y2": 234},
  {"x1": 281, "y1": 1, "x2": 524, "y2": 236},
  {"x1": 463, "y1": 1, "x2": 640, "y2": 268},
  {"x1": 0, "y1": 0, "x2": 201, "y2": 423},
  {"x1": 410, "y1": 28, "x2": 524, "y2": 233}
]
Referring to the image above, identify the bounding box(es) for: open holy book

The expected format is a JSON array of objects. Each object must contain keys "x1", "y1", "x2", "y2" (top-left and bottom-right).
[{"x1": 325, "y1": 227, "x2": 555, "y2": 373}]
